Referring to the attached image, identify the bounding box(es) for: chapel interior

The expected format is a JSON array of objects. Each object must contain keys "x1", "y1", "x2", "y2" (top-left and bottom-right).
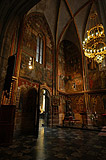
[{"x1": 0, "y1": 0, "x2": 106, "y2": 159}]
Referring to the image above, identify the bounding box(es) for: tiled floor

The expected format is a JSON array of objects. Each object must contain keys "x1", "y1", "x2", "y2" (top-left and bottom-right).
[{"x1": 0, "y1": 119, "x2": 106, "y2": 160}]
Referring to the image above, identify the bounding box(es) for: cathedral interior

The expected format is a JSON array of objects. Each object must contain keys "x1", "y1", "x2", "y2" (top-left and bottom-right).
[{"x1": 0, "y1": 0, "x2": 106, "y2": 159}]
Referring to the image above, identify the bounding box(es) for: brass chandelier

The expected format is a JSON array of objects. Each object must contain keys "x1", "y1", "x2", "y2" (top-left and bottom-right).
[{"x1": 83, "y1": 13, "x2": 106, "y2": 63}]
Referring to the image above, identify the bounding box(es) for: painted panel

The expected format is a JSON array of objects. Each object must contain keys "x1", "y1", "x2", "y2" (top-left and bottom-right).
[
  {"x1": 58, "y1": 41, "x2": 83, "y2": 92},
  {"x1": 20, "y1": 52, "x2": 52, "y2": 87}
]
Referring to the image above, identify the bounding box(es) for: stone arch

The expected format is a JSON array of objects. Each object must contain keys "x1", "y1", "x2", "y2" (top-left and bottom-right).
[
  {"x1": 40, "y1": 84, "x2": 52, "y2": 96},
  {"x1": 40, "y1": 84, "x2": 52, "y2": 111}
]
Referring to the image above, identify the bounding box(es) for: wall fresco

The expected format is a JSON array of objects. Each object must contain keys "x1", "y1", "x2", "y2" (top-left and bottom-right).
[
  {"x1": 86, "y1": 54, "x2": 106, "y2": 90},
  {"x1": 59, "y1": 95, "x2": 66, "y2": 113},
  {"x1": 58, "y1": 40, "x2": 83, "y2": 92},
  {"x1": 19, "y1": 13, "x2": 53, "y2": 87},
  {"x1": 59, "y1": 94, "x2": 84, "y2": 114},
  {"x1": 59, "y1": 93, "x2": 84, "y2": 124},
  {"x1": 58, "y1": 43, "x2": 67, "y2": 92},
  {"x1": 18, "y1": 77, "x2": 39, "y2": 89},
  {"x1": 67, "y1": 95, "x2": 84, "y2": 113},
  {"x1": 59, "y1": 93, "x2": 106, "y2": 126},
  {"x1": 88, "y1": 94, "x2": 105, "y2": 114},
  {"x1": 20, "y1": 52, "x2": 52, "y2": 87},
  {"x1": 88, "y1": 70, "x2": 106, "y2": 90},
  {"x1": 86, "y1": 93, "x2": 106, "y2": 126},
  {"x1": 23, "y1": 29, "x2": 37, "y2": 53},
  {"x1": 20, "y1": 52, "x2": 31, "y2": 77},
  {"x1": 46, "y1": 47, "x2": 52, "y2": 70}
]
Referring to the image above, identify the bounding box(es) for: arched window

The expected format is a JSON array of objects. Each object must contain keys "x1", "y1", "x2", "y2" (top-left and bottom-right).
[{"x1": 36, "y1": 34, "x2": 44, "y2": 64}]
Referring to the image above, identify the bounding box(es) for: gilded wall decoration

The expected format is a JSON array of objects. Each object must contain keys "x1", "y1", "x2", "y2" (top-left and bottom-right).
[
  {"x1": 19, "y1": 13, "x2": 53, "y2": 88},
  {"x1": 88, "y1": 94, "x2": 105, "y2": 114},
  {"x1": 46, "y1": 47, "x2": 52, "y2": 70},
  {"x1": 58, "y1": 40, "x2": 83, "y2": 93},
  {"x1": 67, "y1": 95, "x2": 84, "y2": 113},
  {"x1": 58, "y1": 44, "x2": 66, "y2": 92},
  {"x1": 87, "y1": 58, "x2": 106, "y2": 90},
  {"x1": 20, "y1": 52, "x2": 33, "y2": 78},
  {"x1": 59, "y1": 94, "x2": 84, "y2": 114},
  {"x1": 59, "y1": 95, "x2": 66, "y2": 113},
  {"x1": 89, "y1": 70, "x2": 106, "y2": 90},
  {"x1": 18, "y1": 77, "x2": 39, "y2": 89},
  {"x1": 20, "y1": 53, "x2": 52, "y2": 87},
  {"x1": 23, "y1": 28, "x2": 37, "y2": 52}
]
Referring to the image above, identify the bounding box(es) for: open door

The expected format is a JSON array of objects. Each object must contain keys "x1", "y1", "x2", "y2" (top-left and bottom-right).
[
  {"x1": 39, "y1": 89, "x2": 50, "y2": 126},
  {"x1": 20, "y1": 87, "x2": 38, "y2": 135}
]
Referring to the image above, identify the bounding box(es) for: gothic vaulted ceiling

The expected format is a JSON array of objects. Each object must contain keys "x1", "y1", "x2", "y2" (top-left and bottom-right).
[
  {"x1": 1, "y1": 0, "x2": 106, "y2": 52},
  {"x1": 27, "y1": 0, "x2": 106, "y2": 51}
]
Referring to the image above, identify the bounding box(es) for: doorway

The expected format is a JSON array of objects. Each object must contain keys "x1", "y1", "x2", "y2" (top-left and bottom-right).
[
  {"x1": 40, "y1": 89, "x2": 50, "y2": 126},
  {"x1": 19, "y1": 87, "x2": 38, "y2": 135}
]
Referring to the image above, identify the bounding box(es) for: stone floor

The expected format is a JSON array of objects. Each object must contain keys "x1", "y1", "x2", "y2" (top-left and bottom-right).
[{"x1": 0, "y1": 119, "x2": 106, "y2": 160}]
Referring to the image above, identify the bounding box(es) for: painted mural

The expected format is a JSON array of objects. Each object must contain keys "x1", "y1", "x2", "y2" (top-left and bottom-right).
[
  {"x1": 58, "y1": 45, "x2": 66, "y2": 91},
  {"x1": 59, "y1": 93, "x2": 85, "y2": 124},
  {"x1": 67, "y1": 95, "x2": 84, "y2": 114},
  {"x1": 20, "y1": 52, "x2": 52, "y2": 87},
  {"x1": 59, "y1": 95, "x2": 66, "y2": 113},
  {"x1": 59, "y1": 94, "x2": 84, "y2": 114},
  {"x1": 46, "y1": 46, "x2": 52, "y2": 70},
  {"x1": 19, "y1": 13, "x2": 53, "y2": 88},
  {"x1": 86, "y1": 93, "x2": 106, "y2": 126},
  {"x1": 88, "y1": 94, "x2": 105, "y2": 113},
  {"x1": 23, "y1": 28, "x2": 37, "y2": 53},
  {"x1": 58, "y1": 40, "x2": 83, "y2": 93},
  {"x1": 87, "y1": 58, "x2": 106, "y2": 90},
  {"x1": 85, "y1": 5, "x2": 106, "y2": 91}
]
